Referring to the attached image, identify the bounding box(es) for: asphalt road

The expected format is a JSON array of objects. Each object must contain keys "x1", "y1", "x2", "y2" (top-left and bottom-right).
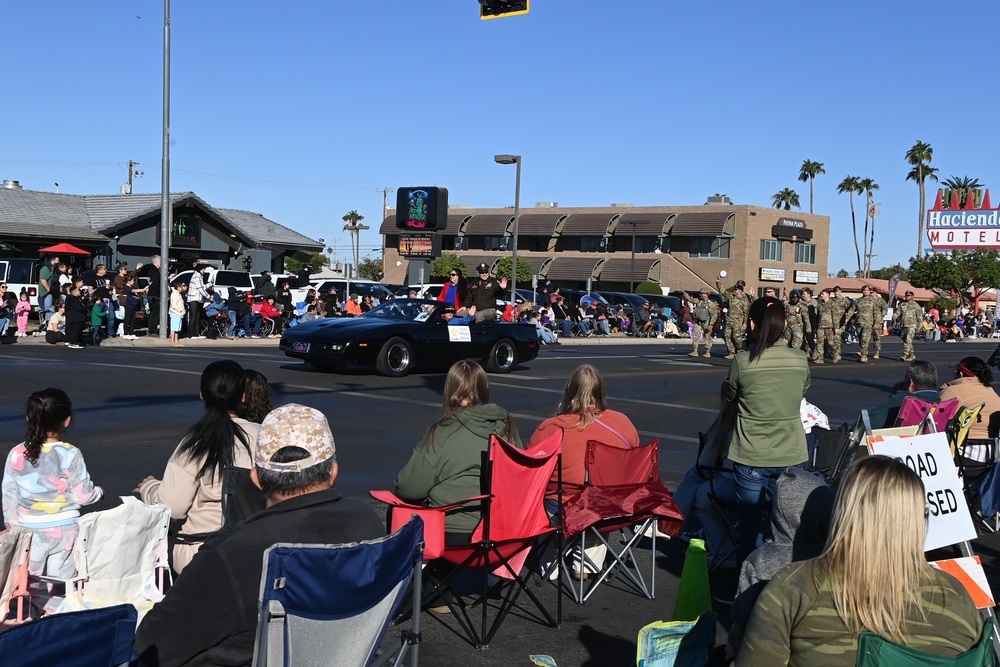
[{"x1": 1, "y1": 335, "x2": 998, "y2": 665}]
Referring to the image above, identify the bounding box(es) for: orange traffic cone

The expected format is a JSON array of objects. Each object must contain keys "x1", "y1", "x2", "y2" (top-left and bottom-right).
[
  {"x1": 881, "y1": 321, "x2": 889, "y2": 336},
  {"x1": 672, "y1": 538, "x2": 712, "y2": 622}
]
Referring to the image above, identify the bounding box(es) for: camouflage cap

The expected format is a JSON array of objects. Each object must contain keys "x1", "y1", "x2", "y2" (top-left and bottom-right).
[{"x1": 256, "y1": 404, "x2": 336, "y2": 472}]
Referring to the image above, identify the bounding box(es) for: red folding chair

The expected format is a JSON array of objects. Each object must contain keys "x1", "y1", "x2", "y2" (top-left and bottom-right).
[
  {"x1": 371, "y1": 431, "x2": 563, "y2": 649},
  {"x1": 558, "y1": 438, "x2": 684, "y2": 603}
]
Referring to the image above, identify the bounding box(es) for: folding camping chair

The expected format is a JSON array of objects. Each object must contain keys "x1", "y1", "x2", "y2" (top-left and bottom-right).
[
  {"x1": 0, "y1": 523, "x2": 31, "y2": 626},
  {"x1": 221, "y1": 466, "x2": 267, "y2": 528},
  {"x1": 0, "y1": 603, "x2": 137, "y2": 667},
  {"x1": 946, "y1": 403, "x2": 1000, "y2": 535},
  {"x1": 370, "y1": 431, "x2": 563, "y2": 650},
  {"x1": 37, "y1": 497, "x2": 171, "y2": 615},
  {"x1": 252, "y1": 517, "x2": 423, "y2": 667},
  {"x1": 557, "y1": 439, "x2": 683, "y2": 603},
  {"x1": 895, "y1": 397, "x2": 961, "y2": 433}
]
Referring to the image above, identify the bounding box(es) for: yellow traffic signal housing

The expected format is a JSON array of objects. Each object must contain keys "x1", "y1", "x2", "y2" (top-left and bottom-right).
[{"x1": 480, "y1": 0, "x2": 529, "y2": 20}]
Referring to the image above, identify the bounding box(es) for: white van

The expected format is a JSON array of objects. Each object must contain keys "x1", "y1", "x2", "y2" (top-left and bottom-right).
[
  {"x1": 172, "y1": 268, "x2": 255, "y2": 301},
  {"x1": 0, "y1": 258, "x2": 40, "y2": 309}
]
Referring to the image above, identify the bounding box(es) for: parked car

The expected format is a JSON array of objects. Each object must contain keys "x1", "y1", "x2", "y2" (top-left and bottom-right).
[
  {"x1": 596, "y1": 292, "x2": 648, "y2": 316},
  {"x1": 0, "y1": 258, "x2": 40, "y2": 309},
  {"x1": 643, "y1": 294, "x2": 683, "y2": 319},
  {"x1": 314, "y1": 279, "x2": 395, "y2": 301},
  {"x1": 279, "y1": 298, "x2": 540, "y2": 376}
]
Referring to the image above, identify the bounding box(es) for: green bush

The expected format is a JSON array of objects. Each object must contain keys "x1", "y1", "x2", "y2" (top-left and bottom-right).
[{"x1": 634, "y1": 281, "x2": 662, "y2": 295}]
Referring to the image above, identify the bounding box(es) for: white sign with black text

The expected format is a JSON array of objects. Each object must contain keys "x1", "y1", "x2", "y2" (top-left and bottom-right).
[{"x1": 870, "y1": 432, "x2": 977, "y2": 551}]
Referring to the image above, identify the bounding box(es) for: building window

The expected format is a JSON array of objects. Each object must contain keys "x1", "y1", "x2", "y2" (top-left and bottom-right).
[
  {"x1": 687, "y1": 237, "x2": 731, "y2": 259},
  {"x1": 760, "y1": 239, "x2": 783, "y2": 262},
  {"x1": 482, "y1": 235, "x2": 509, "y2": 251},
  {"x1": 795, "y1": 243, "x2": 816, "y2": 264},
  {"x1": 631, "y1": 236, "x2": 658, "y2": 253},
  {"x1": 580, "y1": 236, "x2": 605, "y2": 253}
]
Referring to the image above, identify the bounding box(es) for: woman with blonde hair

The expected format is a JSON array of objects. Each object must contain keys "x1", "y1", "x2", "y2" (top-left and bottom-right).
[
  {"x1": 737, "y1": 456, "x2": 983, "y2": 665},
  {"x1": 395, "y1": 360, "x2": 519, "y2": 543}
]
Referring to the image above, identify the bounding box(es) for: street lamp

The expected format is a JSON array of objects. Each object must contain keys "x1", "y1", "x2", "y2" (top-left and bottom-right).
[{"x1": 494, "y1": 154, "x2": 521, "y2": 304}]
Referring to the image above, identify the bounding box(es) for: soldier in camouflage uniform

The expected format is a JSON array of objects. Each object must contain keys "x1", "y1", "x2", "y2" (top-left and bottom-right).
[
  {"x1": 723, "y1": 281, "x2": 751, "y2": 359},
  {"x1": 812, "y1": 290, "x2": 840, "y2": 364},
  {"x1": 855, "y1": 284, "x2": 889, "y2": 363},
  {"x1": 783, "y1": 290, "x2": 811, "y2": 350},
  {"x1": 894, "y1": 290, "x2": 924, "y2": 362},
  {"x1": 826, "y1": 285, "x2": 851, "y2": 363},
  {"x1": 688, "y1": 290, "x2": 718, "y2": 358},
  {"x1": 800, "y1": 287, "x2": 818, "y2": 357}
]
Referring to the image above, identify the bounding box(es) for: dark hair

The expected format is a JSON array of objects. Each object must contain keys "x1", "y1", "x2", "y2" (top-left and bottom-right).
[
  {"x1": 255, "y1": 446, "x2": 334, "y2": 495},
  {"x1": 746, "y1": 296, "x2": 787, "y2": 362},
  {"x1": 178, "y1": 360, "x2": 250, "y2": 481},
  {"x1": 24, "y1": 389, "x2": 72, "y2": 466},
  {"x1": 959, "y1": 357, "x2": 993, "y2": 387},
  {"x1": 240, "y1": 369, "x2": 273, "y2": 423},
  {"x1": 905, "y1": 360, "x2": 938, "y2": 392}
]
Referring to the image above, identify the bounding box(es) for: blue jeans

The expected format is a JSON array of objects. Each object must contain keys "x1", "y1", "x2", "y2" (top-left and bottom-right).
[
  {"x1": 555, "y1": 318, "x2": 572, "y2": 337},
  {"x1": 733, "y1": 463, "x2": 786, "y2": 561},
  {"x1": 40, "y1": 294, "x2": 54, "y2": 324}
]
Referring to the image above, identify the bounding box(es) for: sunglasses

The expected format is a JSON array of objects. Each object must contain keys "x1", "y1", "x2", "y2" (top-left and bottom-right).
[{"x1": 449, "y1": 273, "x2": 459, "y2": 277}]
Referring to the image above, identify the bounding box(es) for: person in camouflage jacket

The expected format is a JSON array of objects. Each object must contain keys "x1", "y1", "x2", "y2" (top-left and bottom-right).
[
  {"x1": 723, "y1": 281, "x2": 752, "y2": 359},
  {"x1": 894, "y1": 290, "x2": 924, "y2": 362},
  {"x1": 689, "y1": 290, "x2": 718, "y2": 358},
  {"x1": 800, "y1": 287, "x2": 818, "y2": 357},
  {"x1": 812, "y1": 290, "x2": 841, "y2": 364},
  {"x1": 854, "y1": 285, "x2": 888, "y2": 363},
  {"x1": 783, "y1": 290, "x2": 811, "y2": 350}
]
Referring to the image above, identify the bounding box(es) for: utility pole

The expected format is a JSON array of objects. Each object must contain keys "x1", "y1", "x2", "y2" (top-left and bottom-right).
[{"x1": 376, "y1": 188, "x2": 393, "y2": 217}]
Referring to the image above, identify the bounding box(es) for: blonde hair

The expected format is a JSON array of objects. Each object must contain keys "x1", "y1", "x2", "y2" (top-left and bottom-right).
[
  {"x1": 557, "y1": 365, "x2": 607, "y2": 429},
  {"x1": 815, "y1": 456, "x2": 930, "y2": 643}
]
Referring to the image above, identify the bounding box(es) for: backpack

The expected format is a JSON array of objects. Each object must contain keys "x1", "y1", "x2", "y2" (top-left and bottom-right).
[{"x1": 694, "y1": 303, "x2": 710, "y2": 323}]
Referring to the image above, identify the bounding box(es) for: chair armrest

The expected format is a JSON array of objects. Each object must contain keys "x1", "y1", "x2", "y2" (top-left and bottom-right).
[{"x1": 370, "y1": 489, "x2": 490, "y2": 512}]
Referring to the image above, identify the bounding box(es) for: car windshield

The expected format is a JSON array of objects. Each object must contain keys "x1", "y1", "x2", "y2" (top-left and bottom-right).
[{"x1": 363, "y1": 299, "x2": 437, "y2": 322}]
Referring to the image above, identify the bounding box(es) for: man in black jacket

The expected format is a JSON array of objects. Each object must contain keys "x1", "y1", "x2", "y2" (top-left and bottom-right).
[{"x1": 134, "y1": 404, "x2": 385, "y2": 667}]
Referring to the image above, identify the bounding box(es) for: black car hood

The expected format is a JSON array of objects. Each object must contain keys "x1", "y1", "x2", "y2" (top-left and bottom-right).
[{"x1": 284, "y1": 316, "x2": 402, "y2": 339}]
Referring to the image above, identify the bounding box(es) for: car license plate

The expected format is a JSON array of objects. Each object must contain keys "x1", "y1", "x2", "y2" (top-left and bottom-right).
[{"x1": 293, "y1": 342, "x2": 310, "y2": 353}]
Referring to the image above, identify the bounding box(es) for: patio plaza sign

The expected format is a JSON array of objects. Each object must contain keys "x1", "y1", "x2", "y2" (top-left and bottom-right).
[{"x1": 926, "y1": 188, "x2": 1000, "y2": 250}]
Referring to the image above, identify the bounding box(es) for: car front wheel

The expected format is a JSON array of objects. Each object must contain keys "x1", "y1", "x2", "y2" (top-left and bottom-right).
[
  {"x1": 376, "y1": 337, "x2": 413, "y2": 377},
  {"x1": 486, "y1": 338, "x2": 516, "y2": 374}
]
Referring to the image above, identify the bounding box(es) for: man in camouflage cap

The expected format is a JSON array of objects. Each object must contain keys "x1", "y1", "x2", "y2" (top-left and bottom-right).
[
  {"x1": 723, "y1": 280, "x2": 751, "y2": 360},
  {"x1": 894, "y1": 290, "x2": 924, "y2": 362},
  {"x1": 783, "y1": 290, "x2": 811, "y2": 351},
  {"x1": 854, "y1": 284, "x2": 888, "y2": 363}
]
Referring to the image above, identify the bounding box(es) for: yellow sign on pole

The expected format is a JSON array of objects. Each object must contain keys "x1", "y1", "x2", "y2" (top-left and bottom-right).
[{"x1": 480, "y1": 0, "x2": 529, "y2": 20}]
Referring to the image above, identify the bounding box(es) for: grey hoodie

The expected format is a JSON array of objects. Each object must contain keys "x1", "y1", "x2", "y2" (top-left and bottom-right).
[{"x1": 728, "y1": 467, "x2": 835, "y2": 654}]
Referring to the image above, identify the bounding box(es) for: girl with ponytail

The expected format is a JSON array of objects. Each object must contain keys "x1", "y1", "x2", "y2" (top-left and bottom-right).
[{"x1": 2, "y1": 388, "x2": 104, "y2": 577}]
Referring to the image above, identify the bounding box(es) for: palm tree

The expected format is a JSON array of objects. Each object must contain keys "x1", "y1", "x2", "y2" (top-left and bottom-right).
[
  {"x1": 798, "y1": 159, "x2": 826, "y2": 214},
  {"x1": 858, "y1": 178, "x2": 880, "y2": 277},
  {"x1": 771, "y1": 188, "x2": 801, "y2": 210},
  {"x1": 837, "y1": 175, "x2": 864, "y2": 275},
  {"x1": 941, "y1": 175, "x2": 985, "y2": 208},
  {"x1": 342, "y1": 210, "x2": 366, "y2": 269},
  {"x1": 905, "y1": 139, "x2": 937, "y2": 257}
]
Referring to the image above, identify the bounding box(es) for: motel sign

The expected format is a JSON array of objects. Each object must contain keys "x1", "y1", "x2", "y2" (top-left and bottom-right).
[{"x1": 926, "y1": 188, "x2": 1000, "y2": 250}]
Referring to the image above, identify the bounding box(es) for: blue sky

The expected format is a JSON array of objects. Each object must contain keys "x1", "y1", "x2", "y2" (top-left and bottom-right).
[{"x1": 3, "y1": 1, "x2": 999, "y2": 275}]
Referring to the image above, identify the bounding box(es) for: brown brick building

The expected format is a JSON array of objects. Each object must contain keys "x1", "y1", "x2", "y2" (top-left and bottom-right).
[{"x1": 380, "y1": 199, "x2": 829, "y2": 298}]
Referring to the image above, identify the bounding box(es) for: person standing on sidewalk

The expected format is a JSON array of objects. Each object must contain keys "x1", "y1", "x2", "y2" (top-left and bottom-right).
[
  {"x1": 689, "y1": 290, "x2": 717, "y2": 358},
  {"x1": 187, "y1": 264, "x2": 211, "y2": 340},
  {"x1": 723, "y1": 281, "x2": 751, "y2": 360}
]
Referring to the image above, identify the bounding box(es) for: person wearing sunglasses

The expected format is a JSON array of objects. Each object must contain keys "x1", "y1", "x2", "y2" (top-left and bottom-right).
[
  {"x1": 466, "y1": 262, "x2": 507, "y2": 323},
  {"x1": 436, "y1": 268, "x2": 470, "y2": 316}
]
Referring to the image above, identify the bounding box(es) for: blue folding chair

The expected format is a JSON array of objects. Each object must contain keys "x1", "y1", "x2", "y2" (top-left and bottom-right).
[
  {"x1": 0, "y1": 603, "x2": 137, "y2": 667},
  {"x1": 253, "y1": 516, "x2": 423, "y2": 667}
]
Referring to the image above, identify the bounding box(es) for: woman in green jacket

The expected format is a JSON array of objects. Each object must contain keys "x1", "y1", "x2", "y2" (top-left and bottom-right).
[
  {"x1": 395, "y1": 359, "x2": 520, "y2": 544},
  {"x1": 723, "y1": 296, "x2": 810, "y2": 561}
]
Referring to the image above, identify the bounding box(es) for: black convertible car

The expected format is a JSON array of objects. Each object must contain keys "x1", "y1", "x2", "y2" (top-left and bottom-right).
[{"x1": 279, "y1": 299, "x2": 541, "y2": 376}]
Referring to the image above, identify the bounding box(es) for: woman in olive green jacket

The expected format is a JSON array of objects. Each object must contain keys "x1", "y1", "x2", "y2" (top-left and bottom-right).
[
  {"x1": 723, "y1": 296, "x2": 810, "y2": 561},
  {"x1": 395, "y1": 360, "x2": 520, "y2": 542}
]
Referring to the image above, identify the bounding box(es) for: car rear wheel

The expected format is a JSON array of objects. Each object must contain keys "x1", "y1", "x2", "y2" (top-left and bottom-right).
[
  {"x1": 486, "y1": 338, "x2": 517, "y2": 374},
  {"x1": 376, "y1": 337, "x2": 413, "y2": 377}
]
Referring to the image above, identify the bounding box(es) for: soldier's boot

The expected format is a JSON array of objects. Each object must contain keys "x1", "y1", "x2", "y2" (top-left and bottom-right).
[
  {"x1": 703, "y1": 349, "x2": 712, "y2": 358},
  {"x1": 859, "y1": 354, "x2": 868, "y2": 363},
  {"x1": 873, "y1": 351, "x2": 880, "y2": 359},
  {"x1": 812, "y1": 357, "x2": 824, "y2": 364},
  {"x1": 725, "y1": 353, "x2": 735, "y2": 360},
  {"x1": 832, "y1": 354, "x2": 841, "y2": 364},
  {"x1": 688, "y1": 350, "x2": 700, "y2": 357}
]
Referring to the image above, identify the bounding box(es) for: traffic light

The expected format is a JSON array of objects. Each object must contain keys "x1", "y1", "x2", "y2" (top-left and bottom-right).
[{"x1": 480, "y1": 0, "x2": 529, "y2": 20}]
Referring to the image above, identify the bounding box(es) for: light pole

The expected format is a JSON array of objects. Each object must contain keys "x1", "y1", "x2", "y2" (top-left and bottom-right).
[
  {"x1": 494, "y1": 154, "x2": 521, "y2": 304},
  {"x1": 620, "y1": 220, "x2": 646, "y2": 293}
]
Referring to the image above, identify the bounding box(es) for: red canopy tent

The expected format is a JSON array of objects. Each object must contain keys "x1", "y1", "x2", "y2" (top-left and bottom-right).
[{"x1": 38, "y1": 243, "x2": 91, "y2": 255}]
